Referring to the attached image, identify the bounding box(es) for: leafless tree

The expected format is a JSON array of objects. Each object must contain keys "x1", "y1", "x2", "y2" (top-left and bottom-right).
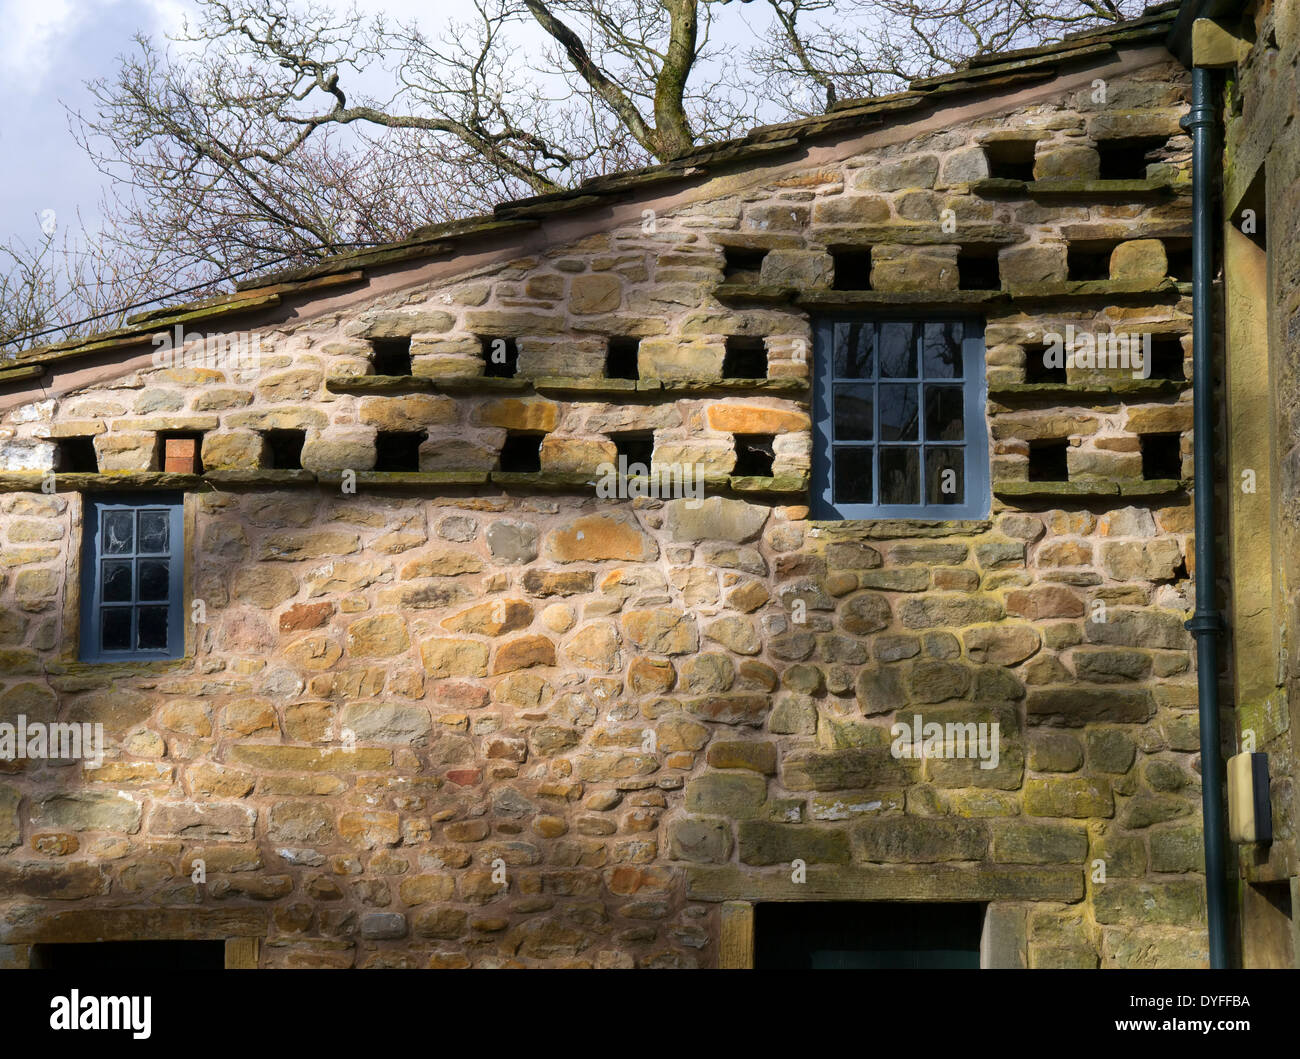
[{"x1": 4, "y1": 0, "x2": 1143, "y2": 349}]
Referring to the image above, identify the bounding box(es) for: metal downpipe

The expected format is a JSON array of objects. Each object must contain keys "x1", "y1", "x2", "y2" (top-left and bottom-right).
[{"x1": 1183, "y1": 63, "x2": 1230, "y2": 969}]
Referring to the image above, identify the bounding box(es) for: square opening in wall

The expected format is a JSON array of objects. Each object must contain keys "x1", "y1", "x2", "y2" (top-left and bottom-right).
[
  {"x1": 480, "y1": 335, "x2": 519, "y2": 378},
  {"x1": 374, "y1": 430, "x2": 425, "y2": 472},
  {"x1": 832, "y1": 250, "x2": 873, "y2": 291},
  {"x1": 157, "y1": 432, "x2": 204, "y2": 474},
  {"x1": 499, "y1": 431, "x2": 542, "y2": 472},
  {"x1": 610, "y1": 431, "x2": 654, "y2": 474},
  {"x1": 722, "y1": 336, "x2": 767, "y2": 379},
  {"x1": 370, "y1": 336, "x2": 412, "y2": 376},
  {"x1": 263, "y1": 429, "x2": 306, "y2": 470},
  {"x1": 1022, "y1": 343, "x2": 1066, "y2": 384},
  {"x1": 982, "y1": 140, "x2": 1037, "y2": 182},
  {"x1": 1145, "y1": 335, "x2": 1185, "y2": 380},
  {"x1": 54, "y1": 435, "x2": 99, "y2": 473},
  {"x1": 1027, "y1": 439, "x2": 1069, "y2": 482},
  {"x1": 723, "y1": 246, "x2": 767, "y2": 283},
  {"x1": 1096, "y1": 136, "x2": 1169, "y2": 180},
  {"x1": 1141, "y1": 432, "x2": 1182, "y2": 480},
  {"x1": 1066, "y1": 241, "x2": 1117, "y2": 282},
  {"x1": 957, "y1": 248, "x2": 999, "y2": 291},
  {"x1": 606, "y1": 336, "x2": 641, "y2": 380},
  {"x1": 733, "y1": 433, "x2": 775, "y2": 477},
  {"x1": 1164, "y1": 239, "x2": 1193, "y2": 282}
]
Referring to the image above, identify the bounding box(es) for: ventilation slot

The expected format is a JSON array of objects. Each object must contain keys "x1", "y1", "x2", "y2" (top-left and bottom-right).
[
  {"x1": 53, "y1": 436, "x2": 98, "y2": 473},
  {"x1": 1164, "y1": 239, "x2": 1194, "y2": 282},
  {"x1": 1096, "y1": 136, "x2": 1169, "y2": 180},
  {"x1": 371, "y1": 337, "x2": 412, "y2": 376},
  {"x1": 722, "y1": 336, "x2": 767, "y2": 379},
  {"x1": 957, "y1": 248, "x2": 999, "y2": 291},
  {"x1": 480, "y1": 336, "x2": 519, "y2": 378},
  {"x1": 1145, "y1": 336, "x2": 1185, "y2": 381},
  {"x1": 832, "y1": 250, "x2": 873, "y2": 291},
  {"x1": 982, "y1": 140, "x2": 1037, "y2": 182},
  {"x1": 374, "y1": 430, "x2": 425, "y2": 472},
  {"x1": 733, "y1": 434, "x2": 775, "y2": 477},
  {"x1": 723, "y1": 246, "x2": 767, "y2": 283},
  {"x1": 1027, "y1": 440, "x2": 1069, "y2": 482},
  {"x1": 1023, "y1": 343, "x2": 1066, "y2": 384},
  {"x1": 1066, "y1": 242, "x2": 1118, "y2": 281},
  {"x1": 263, "y1": 429, "x2": 306, "y2": 470},
  {"x1": 610, "y1": 432, "x2": 654, "y2": 474},
  {"x1": 499, "y1": 432, "x2": 542, "y2": 473},
  {"x1": 1141, "y1": 433, "x2": 1182, "y2": 480},
  {"x1": 606, "y1": 337, "x2": 641, "y2": 380}
]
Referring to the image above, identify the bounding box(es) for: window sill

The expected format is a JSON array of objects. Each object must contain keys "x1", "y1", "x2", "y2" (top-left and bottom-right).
[
  {"x1": 0, "y1": 471, "x2": 202, "y2": 492},
  {"x1": 808, "y1": 519, "x2": 993, "y2": 538}
]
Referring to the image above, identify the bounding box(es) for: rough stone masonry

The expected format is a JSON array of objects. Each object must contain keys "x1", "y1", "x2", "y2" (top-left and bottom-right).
[{"x1": 0, "y1": 15, "x2": 1209, "y2": 968}]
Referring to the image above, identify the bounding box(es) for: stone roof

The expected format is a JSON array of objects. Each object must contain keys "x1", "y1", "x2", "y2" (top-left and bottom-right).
[{"x1": 0, "y1": 1, "x2": 1181, "y2": 377}]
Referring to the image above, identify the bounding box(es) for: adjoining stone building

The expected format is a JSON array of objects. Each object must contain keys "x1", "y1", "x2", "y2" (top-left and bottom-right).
[{"x1": 0, "y1": 3, "x2": 1220, "y2": 968}]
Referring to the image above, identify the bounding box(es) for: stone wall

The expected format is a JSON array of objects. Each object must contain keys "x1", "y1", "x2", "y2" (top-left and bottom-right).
[{"x1": 0, "y1": 54, "x2": 1209, "y2": 968}]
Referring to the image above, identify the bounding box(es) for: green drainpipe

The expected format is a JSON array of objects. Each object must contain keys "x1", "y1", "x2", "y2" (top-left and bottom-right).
[{"x1": 1181, "y1": 64, "x2": 1230, "y2": 969}]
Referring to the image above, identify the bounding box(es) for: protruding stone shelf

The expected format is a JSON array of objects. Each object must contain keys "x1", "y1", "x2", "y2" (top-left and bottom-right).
[
  {"x1": 0, "y1": 471, "x2": 202, "y2": 493},
  {"x1": 532, "y1": 377, "x2": 646, "y2": 396},
  {"x1": 0, "y1": 363, "x2": 47, "y2": 384},
  {"x1": 325, "y1": 375, "x2": 437, "y2": 394},
  {"x1": 729, "y1": 474, "x2": 807, "y2": 495},
  {"x1": 971, "y1": 177, "x2": 1181, "y2": 199},
  {"x1": 1005, "y1": 278, "x2": 1181, "y2": 301},
  {"x1": 989, "y1": 379, "x2": 1188, "y2": 400},
  {"x1": 431, "y1": 376, "x2": 530, "y2": 394},
  {"x1": 994, "y1": 477, "x2": 1185, "y2": 499},
  {"x1": 204, "y1": 469, "x2": 318, "y2": 486},
  {"x1": 314, "y1": 470, "x2": 490, "y2": 488},
  {"x1": 661, "y1": 378, "x2": 809, "y2": 396}
]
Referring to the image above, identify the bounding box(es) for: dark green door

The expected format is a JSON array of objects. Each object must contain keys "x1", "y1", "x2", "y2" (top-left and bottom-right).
[{"x1": 754, "y1": 902, "x2": 984, "y2": 969}]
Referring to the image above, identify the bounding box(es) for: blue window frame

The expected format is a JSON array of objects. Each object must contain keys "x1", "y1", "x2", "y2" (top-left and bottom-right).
[
  {"x1": 812, "y1": 317, "x2": 989, "y2": 519},
  {"x1": 80, "y1": 494, "x2": 185, "y2": 662}
]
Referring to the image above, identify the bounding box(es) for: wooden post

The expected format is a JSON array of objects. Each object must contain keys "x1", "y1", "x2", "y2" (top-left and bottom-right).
[
  {"x1": 224, "y1": 937, "x2": 260, "y2": 969},
  {"x1": 719, "y1": 901, "x2": 754, "y2": 969}
]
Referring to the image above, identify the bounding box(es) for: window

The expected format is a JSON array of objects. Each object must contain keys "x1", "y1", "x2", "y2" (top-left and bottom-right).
[
  {"x1": 80, "y1": 495, "x2": 184, "y2": 662},
  {"x1": 812, "y1": 317, "x2": 988, "y2": 518},
  {"x1": 370, "y1": 337, "x2": 412, "y2": 376}
]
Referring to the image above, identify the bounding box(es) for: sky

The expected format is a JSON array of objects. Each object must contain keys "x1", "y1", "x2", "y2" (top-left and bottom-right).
[{"x1": 0, "y1": 0, "x2": 778, "y2": 256}]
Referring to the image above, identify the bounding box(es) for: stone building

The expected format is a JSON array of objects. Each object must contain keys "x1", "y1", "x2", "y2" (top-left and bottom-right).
[{"x1": 0, "y1": 3, "x2": 1218, "y2": 968}]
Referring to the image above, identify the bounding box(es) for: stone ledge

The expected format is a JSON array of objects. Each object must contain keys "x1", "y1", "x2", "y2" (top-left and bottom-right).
[
  {"x1": 971, "y1": 177, "x2": 1182, "y2": 199},
  {"x1": 433, "y1": 376, "x2": 531, "y2": 394},
  {"x1": 729, "y1": 474, "x2": 808, "y2": 495},
  {"x1": 797, "y1": 290, "x2": 1007, "y2": 311},
  {"x1": 0, "y1": 363, "x2": 47, "y2": 384},
  {"x1": 994, "y1": 478, "x2": 1185, "y2": 498},
  {"x1": 533, "y1": 376, "x2": 645, "y2": 395},
  {"x1": 989, "y1": 379, "x2": 1188, "y2": 400},
  {"x1": 204, "y1": 469, "x2": 318, "y2": 487},
  {"x1": 685, "y1": 864, "x2": 1083, "y2": 903},
  {"x1": 662, "y1": 378, "x2": 809, "y2": 396},
  {"x1": 0, "y1": 471, "x2": 201, "y2": 493},
  {"x1": 325, "y1": 374, "x2": 437, "y2": 394},
  {"x1": 315, "y1": 470, "x2": 490, "y2": 488},
  {"x1": 1005, "y1": 278, "x2": 1182, "y2": 301}
]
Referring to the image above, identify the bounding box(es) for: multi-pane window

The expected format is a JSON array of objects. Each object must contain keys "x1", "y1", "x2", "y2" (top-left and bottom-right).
[
  {"x1": 80, "y1": 495, "x2": 184, "y2": 661},
  {"x1": 812, "y1": 318, "x2": 989, "y2": 518}
]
